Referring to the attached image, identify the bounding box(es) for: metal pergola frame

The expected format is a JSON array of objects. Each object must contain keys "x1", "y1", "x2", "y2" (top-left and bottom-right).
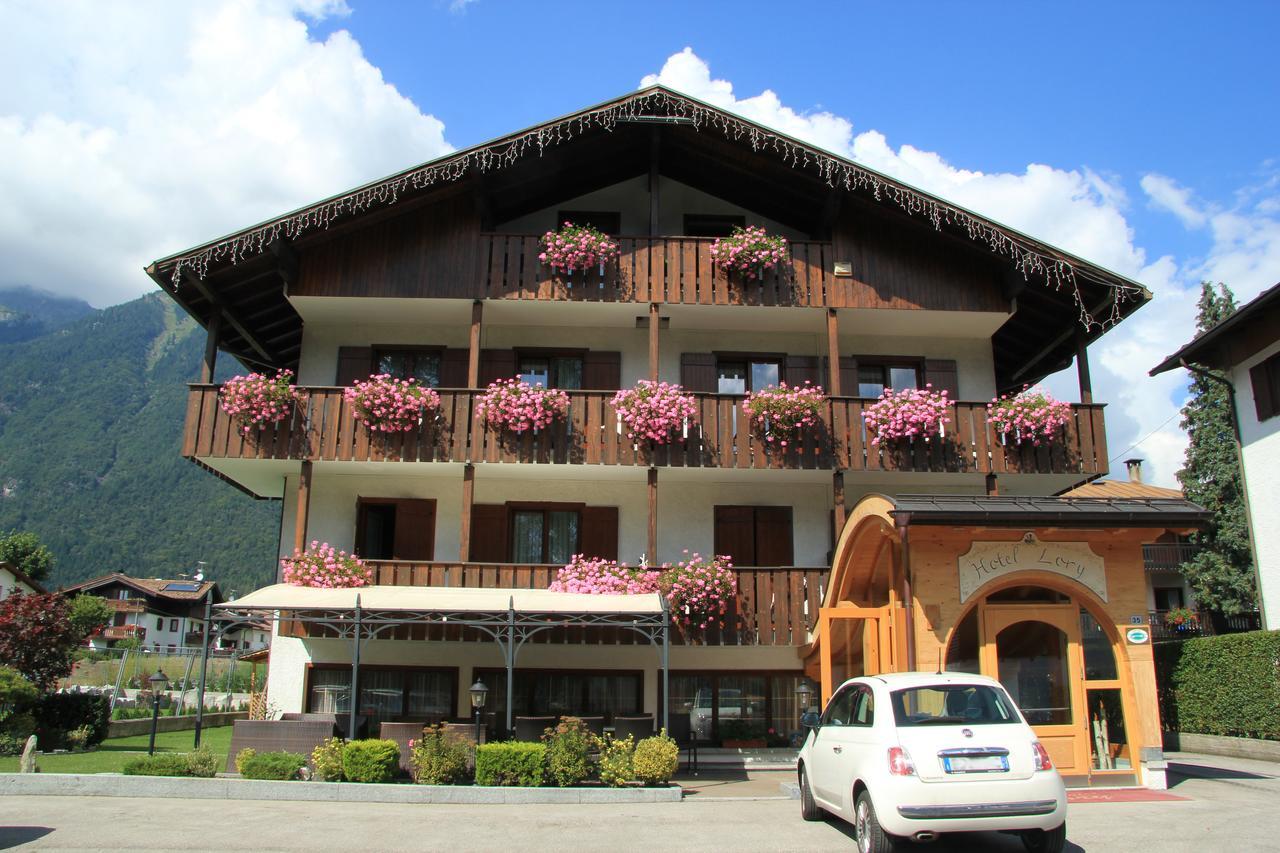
[{"x1": 200, "y1": 594, "x2": 671, "y2": 741}]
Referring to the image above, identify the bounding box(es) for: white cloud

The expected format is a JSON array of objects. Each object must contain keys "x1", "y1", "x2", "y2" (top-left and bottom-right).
[
  {"x1": 642, "y1": 48, "x2": 1280, "y2": 488},
  {"x1": 0, "y1": 0, "x2": 450, "y2": 307},
  {"x1": 449, "y1": 0, "x2": 479, "y2": 12}
]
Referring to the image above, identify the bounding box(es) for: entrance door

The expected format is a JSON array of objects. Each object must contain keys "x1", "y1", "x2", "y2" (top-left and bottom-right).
[{"x1": 980, "y1": 605, "x2": 1089, "y2": 774}]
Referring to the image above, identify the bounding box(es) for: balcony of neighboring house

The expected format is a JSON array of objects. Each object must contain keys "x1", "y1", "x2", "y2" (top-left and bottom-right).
[
  {"x1": 102, "y1": 624, "x2": 146, "y2": 641},
  {"x1": 182, "y1": 384, "x2": 1109, "y2": 482},
  {"x1": 1143, "y1": 541, "x2": 1201, "y2": 572},
  {"x1": 1147, "y1": 608, "x2": 1263, "y2": 643},
  {"x1": 105, "y1": 598, "x2": 147, "y2": 614}
]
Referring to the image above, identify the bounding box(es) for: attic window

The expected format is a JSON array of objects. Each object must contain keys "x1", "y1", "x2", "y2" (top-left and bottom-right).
[{"x1": 161, "y1": 582, "x2": 202, "y2": 592}]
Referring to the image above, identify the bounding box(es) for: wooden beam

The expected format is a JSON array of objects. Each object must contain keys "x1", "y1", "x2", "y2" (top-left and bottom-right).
[
  {"x1": 293, "y1": 460, "x2": 313, "y2": 554},
  {"x1": 468, "y1": 300, "x2": 483, "y2": 388},
  {"x1": 268, "y1": 238, "x2": 299, "y2": 289},
  {"x1": 649, "y1": 127, "x2": 661, "y2": 237},
  {"x1": 460, "y1": 464, "x2": 475, "y2": 561},
  {"x1": 826, "y1": 309, "x2": 841, "y2": 396},
  {"x1": 647, "y1": 467, "x2": 658, "y2": 562},
  {"x1": 180, "y1": 270, "x2": 276, "y2": 365},
  {"x1": 1075, "y1": 331, "x2": 1093, "y2": 404},
  {"x1": 1010, "y1": 293, "x2": 1114, "y2": 384},
  {"x1": 200, "y1": 313, "x2": 223, "y2": 384},
  {"x1": 648, "y1": 303, "x2": 660, "y2": 382}
]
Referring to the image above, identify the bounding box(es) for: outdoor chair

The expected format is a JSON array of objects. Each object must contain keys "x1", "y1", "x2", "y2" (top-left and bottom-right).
[
  {"x1": 514, "y1": 715, "x2": 556, "y2": 742},
  {"x1": 378, "y1": 722, "x2": 428, "y2": 774},
  {"x1": 611, "y1": 715, "x2": 655, "y2": 742},
  {"x1": 666, "y1": 711, "x2": 698, "y2": 774},
  {"x1": 574, "y1": 715, "x2": 606, "y2": 737},
  {"x1": 225, "y1": 719, "x2": 338, "y2": 773}
]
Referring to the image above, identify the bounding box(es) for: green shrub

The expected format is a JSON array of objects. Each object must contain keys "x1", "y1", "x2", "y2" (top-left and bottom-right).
[
  {"x1": 409, "y1": 725, "x2": 472, "y2": 785},
  {"x1": 234, "y1": 747, "x2": 257, "y2": 775},
  {"x1": 1170, "y1": 630, "x2": 1280, "y2": 740},
  {"x1": 341, "y1": 739, "x2": 401, "y2": 783},
  {"x1": 597, "y1": 735, "x2": 634, "y2": 787},
  {"x1": 0, "y1": 667, "x2": 36, "y2": 715},
  {"x1": 28, "y1": 693, "x2": 110, "y2": 749},
  {"x1": 633, "y1": 731, "x2": 678, "y2": 785},
  {"x1": 240, "y1": 751, "x2": 307, "y2": 781},
  {"x1": 311, "y1": 736, "x2": 345, "y2": 781},
  {"x1": 542, "y1": 716, "x2": 596, "y2": 787},
  {"x1": 123, "y1": 753, "x2": 194, "y2": 777},
  {"x1": 186, "y1": 746, "x2": 219, "y2": 778},
  {"x1": 0, "y1": 733, "x2": 27, "y2": 756},
  {"x1": 475, "y1": 742, "x2": 545, "y2": 787},
  {"x1": 65, "y1": 725, "x2": 93, "y2": 751}
]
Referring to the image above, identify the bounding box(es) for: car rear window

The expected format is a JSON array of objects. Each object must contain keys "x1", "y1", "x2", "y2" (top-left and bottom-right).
[{"x1": 890, "y1": 685, "x2": 1020, "y2": 727}]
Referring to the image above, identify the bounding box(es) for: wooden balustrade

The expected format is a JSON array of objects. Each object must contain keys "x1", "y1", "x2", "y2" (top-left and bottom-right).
[
  {"x1": 482, "y1": 234, "x2": 831, "y2": 307},
  {"x1": 184, "y1": 385, "x2": 1108, "y2": 477}
]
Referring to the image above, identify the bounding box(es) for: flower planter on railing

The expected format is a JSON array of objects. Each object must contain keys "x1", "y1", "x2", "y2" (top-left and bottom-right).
[
  {"x1": 344, "y1": 374, "x2": 441, "y2": 434},
  {"x1": 611, "y1": 381, "x2": 698, "y2": 446},
  {"x1": 218, "y1": 370, "x2": 304, "y2": 437},
  {"x1": 987, "y1": 386, "x2": 1073, "y2": 447}
]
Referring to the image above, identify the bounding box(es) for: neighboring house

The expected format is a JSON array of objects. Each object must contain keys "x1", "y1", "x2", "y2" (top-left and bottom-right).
[
  {"x1": 1152, "y1": 281, "x2": 1280, "y2": 630},
  {"x1": 61, "y1": 573, "x2": 220, "y2": 652},
  {"x1": 219, "y1": 618, "x2": 271, "y2": 652},
  {"x1": 0, "y1": 559, "x2": 46, "y2": 599},
  {"x1": 145, "y1": 86, "x2": 1210, "y2": 788}
]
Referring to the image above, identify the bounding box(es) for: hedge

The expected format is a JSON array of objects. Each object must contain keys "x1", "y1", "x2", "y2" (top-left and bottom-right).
[
  {"x1": 475, "y1": 742, "x2": 545, "y2": 787},
  {"x1": 240, "y1": 750, "x2": 307, "y2": 780},
  {"x1": 122, "y1": 747, "x2": 218, "y2": 778},
  {"x1": 1166, "y1": 630, "x2": 1280, "y2": 740},
  {"x1": 28, "y1": 693, "x2": 110, "y2": 750},
  {"x1": 341, "y1": 739, "x2": 401, "y2": 783}
]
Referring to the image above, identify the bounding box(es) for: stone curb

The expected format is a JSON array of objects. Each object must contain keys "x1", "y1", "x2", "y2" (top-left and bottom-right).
[{"x1": 0, "y1": 774, "x2": 683, "y2": 804}]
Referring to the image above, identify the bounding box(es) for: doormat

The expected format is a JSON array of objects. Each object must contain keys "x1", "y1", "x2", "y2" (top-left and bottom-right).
[{"x1": 1067, "y1": 788, "x2": 1188, "y2": 803}]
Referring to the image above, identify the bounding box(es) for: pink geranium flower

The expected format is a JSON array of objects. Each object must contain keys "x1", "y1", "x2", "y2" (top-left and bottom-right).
[
  {"x1": 862, "y1": 384, "x2": 951, "y2": 446},
  {"x1": 710, "y1": 226, "x2": 789, "y2": 279},
  {"x1": 987, "y1": 385, "x2": 1072, "y2": 446},
  {"x1": 742, "y1": 382, "x2": 825, "y2": 448},
  {"x1": 539, "y1": 222, "x2": 620, "y2": 273},
  {"x1": 476, "y1": 378, "x2": 570, "y2": 433},
  {"x1": 281, "y1": 541, "x2": 373, "y2": 588},
  {"x1": 611, "y1": 381, "x2": 699, "y2": 445},
  {"x1": 344, "y1": 373, "x2": 440, "y2": 433},
  {"x1": 218, "y1": 369, "x2": 302, "y2": 436}
]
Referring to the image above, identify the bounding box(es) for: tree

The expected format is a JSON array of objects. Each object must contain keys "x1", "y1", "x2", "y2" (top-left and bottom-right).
[
  {"x1": 68, "y1": 595, "x2": 111, "y2": 639},
  {"x1": 0, "y1": 530, "x2": 54, "y2": 583},
  {"x1": 0, "y1": 592, "x2": 87, "y2": 690},
  {"x1": 1176, "y1": 281, "x2": 1257, "y2": 614}
]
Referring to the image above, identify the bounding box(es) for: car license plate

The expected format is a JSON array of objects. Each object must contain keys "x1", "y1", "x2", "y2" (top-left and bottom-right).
[{"x1": 943, "y1": 754, "x2": 1008, "y2": 773}]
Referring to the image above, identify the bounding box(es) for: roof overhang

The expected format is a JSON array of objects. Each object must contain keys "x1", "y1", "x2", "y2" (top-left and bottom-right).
[
  {"x1": 1151, "y1": 281, "x2": 1280, "y2": 375},
  {"x1": 889, "y1": 494, "x2": 1211, "y2": 529}
]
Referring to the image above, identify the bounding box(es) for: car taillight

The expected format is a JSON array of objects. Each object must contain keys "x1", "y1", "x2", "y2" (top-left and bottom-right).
[
  {"x1": 888, "y1": 746, "x2": 916, "y2": 776},
  {"x1": 1032, "y1": 740, "x2": 1053, "y2": 771}
]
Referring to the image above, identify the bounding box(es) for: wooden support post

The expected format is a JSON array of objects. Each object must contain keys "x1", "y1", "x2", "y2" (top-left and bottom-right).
[
  {"x1": 647, "y1": 467, "x2": 658, "y2": 562},
  {"x1": 648, "y1": 303, "x2": 660, "y2": 382},
  {"x1": 200, "y1": 313, "x2": 223, "y2": 384},
  {"x1": 826, "y1": 308, "x2": 841, "y2": 396},
  {"x1": 293, "y1": 460, "x2": 313, "y2": 553},
  {"x1": 985, "y1": 473, "x2": 999, "y2": 496},
  {"x1": 833, "y1": 470, "x2": 846, "y2": 542},
  {"x1": 468, "y1": 300, "x2": 483, "y2": 388},
  {"x1": 460, "y1": 464, "x2": 475, "y2": 561},
  {"x1": 1076, "y1": 332, "x2": 1093, "y2": 404}
]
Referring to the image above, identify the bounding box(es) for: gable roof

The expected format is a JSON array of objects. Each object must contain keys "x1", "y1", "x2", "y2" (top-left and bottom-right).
[
  {"x1": 61, "y1": 572, "x2": 220, "y2": 603},
  {"x1": 0, "y1": 560, "x2": 46, "y2": 595},
  {"x1": 1150, "y1": 281, "x2": 1280, "y2": 375}
]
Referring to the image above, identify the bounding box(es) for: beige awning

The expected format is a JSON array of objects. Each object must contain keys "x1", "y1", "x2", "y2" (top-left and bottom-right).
[{"x1": 216, "y1": 583, "x2": 665, "y2": 616}]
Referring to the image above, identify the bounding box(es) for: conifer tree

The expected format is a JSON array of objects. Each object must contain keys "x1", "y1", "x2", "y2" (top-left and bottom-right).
[{"x1": 1176, "y1": 282, "x2": 1257, "y2": 614}]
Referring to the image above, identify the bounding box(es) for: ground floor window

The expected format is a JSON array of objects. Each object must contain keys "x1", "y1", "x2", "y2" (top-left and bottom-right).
[
  {"x1": 306, "y1": 666, "x2": 456, "y2": 726},
  {"x1": 473, "y1": 669, "x2": 642, "y2": 726},
  {"x1": 666, "y1": 672, "x2": 806, "y2": 746}
]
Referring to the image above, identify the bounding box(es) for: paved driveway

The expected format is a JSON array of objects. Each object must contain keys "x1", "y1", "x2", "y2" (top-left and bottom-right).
[{"x1": 1, "y1": 754, "x2": 1276, "y2": 851}]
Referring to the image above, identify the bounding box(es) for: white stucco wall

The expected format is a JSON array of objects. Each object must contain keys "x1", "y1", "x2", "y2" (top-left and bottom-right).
[
  {"x1": 0, "y1": 567, "x2": 39, "y2": 600},
  {"x1": 1233, "y1": 339, "x2": 1280, "y2": 628}
]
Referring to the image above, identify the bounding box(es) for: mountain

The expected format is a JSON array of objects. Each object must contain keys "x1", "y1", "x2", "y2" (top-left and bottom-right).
[
  {"x1": 0, "y1": 291, "x2": 279, "y2": 594},
  {"x1": 0, "y1": 287, "x2": 95, "y2": 345}
]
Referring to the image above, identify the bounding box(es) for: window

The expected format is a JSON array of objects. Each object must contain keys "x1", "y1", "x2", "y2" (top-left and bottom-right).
[
  {"x1": 856, "y1": 360, "x2": 921, "y2": 398},
  {"x1": 373, "y1": 347, "x2": 441, "y2": 387},
  {"x1": 169, "y1": 619, "x2": 179, "y2": 632},
  {"x1": 821, "y1": 685, "x2": 859, "y2": 727},
  {"x1": 155, "y1": 617, "x2": 163, "y2": 631},
  {"x1": 1250, "y1": 351, "x2": 1280, "y2": 421},
  {"x1": 511, "y1": 507, "x2": 581, "y2": 564},
  {"x1": 354, "y1": 498, "x2": 436, "y2": 561},
  {"x1": 307, "y1": 666, "x2": 455, "y2": 725},
  {"x1": 716, "y1": 356, "x2": 781, "y2": 395},
  {"x1": 518, "y1": 354, "x2": 583, "y2": 390},
  {"x1": 478, "y1": 669, "x2": 642, "y2": 722},
  {"x1": 1153, "y1": 587, "x2": 1185, "y2": 611},
  {"x1": 556, "y1": 210, "x2": 621, "y2": 235},
  {"x1": 891, "y1": 685, "x2": 1019, "y2": 727},
  {"x1": 713, "y1": 506, "x2": 794, "y2": 567},
  {"x1": 684, "y1": 213, "x2": 745, "y2": 238}
]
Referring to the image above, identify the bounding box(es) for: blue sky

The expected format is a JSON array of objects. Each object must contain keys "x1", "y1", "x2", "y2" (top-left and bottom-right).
[{"x1": 2, "y1": 0, "x2": 1278, "y2": 486}]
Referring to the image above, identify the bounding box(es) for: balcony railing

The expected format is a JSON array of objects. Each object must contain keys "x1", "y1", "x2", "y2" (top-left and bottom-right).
[
  {"x1": 106, "y1": 599, "x2": 147, "y2": 613},
  {"x1": 482, "y1": 234, "x2": 831, "y2": 307},
  {"x1": 1143, "y1": 542, "x2": 1200, "y2": 572},
  {"x1": 184, "y1": 385, "x2": 1108, "y2": 477},
  {"x1": 102, "y1": 625, "x2": 146, "y2": 640},
  {"x1": 1148, "y1": 609, "x2": 1262, "y2": 642}
]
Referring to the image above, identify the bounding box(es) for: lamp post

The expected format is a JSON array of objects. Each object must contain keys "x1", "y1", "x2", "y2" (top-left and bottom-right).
[
  {"x1": 469, "y1": 679, "x2": 488, "y2": 745},
  {"x1": 795, "y1": 681, "x2": 820, "y2": 738},
  {"x1": 147, "y1": 670, "x2": 169, "y2": 755}
]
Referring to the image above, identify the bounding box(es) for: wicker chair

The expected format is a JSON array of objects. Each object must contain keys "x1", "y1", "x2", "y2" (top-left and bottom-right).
[
  {"x1": 611, "y1": 715, "x2": 655, "y2": 742},
  {"x1": 514, "y1": 716, "x2": 556, "y2": 742},
  {"x1": 574, "y1": 716, "x2": 606, "y2": 737},
  {"x1": 666, "y1": 711, "x2": 698, "y2": 774}
]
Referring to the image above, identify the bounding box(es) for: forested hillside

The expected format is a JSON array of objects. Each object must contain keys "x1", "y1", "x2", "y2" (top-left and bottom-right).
[{"x1": 0, "y1": 291, "x2": 278, "y2": 594}]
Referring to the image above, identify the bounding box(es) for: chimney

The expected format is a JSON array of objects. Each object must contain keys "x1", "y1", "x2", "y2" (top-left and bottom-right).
[{"x1": 1125, "y1": 458, "x2": 1144, "y2": 484}]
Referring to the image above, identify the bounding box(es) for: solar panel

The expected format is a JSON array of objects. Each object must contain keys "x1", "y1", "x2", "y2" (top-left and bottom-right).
[{"x1": 162, "y1": 582, "x2": 202, "y2": 591}]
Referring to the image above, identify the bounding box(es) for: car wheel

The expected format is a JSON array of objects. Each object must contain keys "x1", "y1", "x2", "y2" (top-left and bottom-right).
[
  {"x1": 854, "y1": 789, "x2": 899, "y2": 853},
  {"x1": 799, "y1": 766, "x2": 822, "y2": 821},
  {"x1": 1021, "y1": 823, "x2": 1067, "y2": 853}
]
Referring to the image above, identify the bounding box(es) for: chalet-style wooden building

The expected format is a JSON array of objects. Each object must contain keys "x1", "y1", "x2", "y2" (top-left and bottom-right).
[{"x1": 148, "y1": 87, "x2": 1206, "y2": 788}]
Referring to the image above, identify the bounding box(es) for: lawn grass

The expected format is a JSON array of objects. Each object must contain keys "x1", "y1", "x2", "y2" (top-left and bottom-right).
[{"x1": 0, "y1": 724, "x2": 234, "y2": 774}]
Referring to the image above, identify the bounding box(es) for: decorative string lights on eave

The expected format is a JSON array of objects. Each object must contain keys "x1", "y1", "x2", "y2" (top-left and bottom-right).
[{"x1": 163, "y1": 89, "x2": 1145, "y2": 332}]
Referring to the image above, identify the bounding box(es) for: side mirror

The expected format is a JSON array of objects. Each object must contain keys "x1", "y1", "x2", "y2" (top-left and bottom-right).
[{"x1": 800, "y1": 711, "x2": 821, "y2": 731}]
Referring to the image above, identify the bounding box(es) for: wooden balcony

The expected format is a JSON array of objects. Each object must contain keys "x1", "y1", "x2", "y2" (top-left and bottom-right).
[
  {"x1": 1143, "y1": 542, "x2": 1200, "y2": 572},
  {"x1": 102, "y1": 625, "x2": 146, "y2": 641},
  {"x1": 106, "y1": 599, "x2": 147, "y2": 613},
  {"x1": 482, "y1": 234, "x2": 833, "y2": 307},
  {"x1": 184, "y1": 385, "x2": 1109, "y2": 477}
]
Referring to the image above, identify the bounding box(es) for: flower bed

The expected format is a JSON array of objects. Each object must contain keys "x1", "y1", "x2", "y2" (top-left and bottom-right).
[
  {"x1": 344, "y1": 374, "x2": 440, "y2": 433},
  {"x1": 710, "y1": 225, "x2": 789, "y2": 279},
  {"x1": 742, "y1": 382, "x2": 824, "y2": 448},
  {"x1": 986, "y1": 386, "x2": 1072, "y2": 446},
  {"x1": 476, "y1": 378, "x2": 570, "y2": 434},
  {"x1": 539, "y1": 221, "x2": 620, "y2": 274},
  {"x1": 610, "y1": 381, "x2": 698, "y2": 444},
  {"x1": 218, "y1": 370, "x2": 302, "y2": 436},
  {"x1": 281, "y1": 541, "x2": 373, "y2": 588},
  {"x1": 862, "y1": 385, "x2": 950, "y2": 445}
]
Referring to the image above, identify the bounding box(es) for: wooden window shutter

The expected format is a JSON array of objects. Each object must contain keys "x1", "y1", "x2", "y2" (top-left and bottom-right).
[
  {"x1": 839, "y1": 357, "x2": 859, "y2": 398},
  {"x1": 753, "y1": 506, "x2": 794, "y2": 567},
  {"x1": 713, "y1": 506, "x2": 756, "y2": 567},
  {"x1": 335, "y1": 346, "x2": 373, "y2": 385},
  {"x1": 468, "y1": 504, "x2": 509, "y2": 562},
  {"x1": 582, "y1": 351, "x2": 622, "y2": 391},
  {"x1": 392, "y1": 499, "x2": 436, "y2": 561},
  {"x1": 923, "y1": 359, "x2": 959, "y2": 398},
  {"x1": 579, "y1": 506, "x2": 619, "y2": 560},
  {"x1": 439, "y1": 348, "x2": 469, "y2": 388},
  {"x1": 478, "y1": 349, "x2": 517, "y2": 388},
  {"x1": 783, "y1": 355, "x2": 821, "y2": 388},
  {"x1": 680, "y1": 353, "x2": 717, "y2": 393},
  {"x1": 1251, "y1": 357, "x2": 1277, "y2": 421}
]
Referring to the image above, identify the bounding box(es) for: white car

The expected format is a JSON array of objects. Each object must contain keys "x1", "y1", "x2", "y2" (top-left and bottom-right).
[{"x1": 797, "y1": 672, "x2": 1067, "y2": 853}]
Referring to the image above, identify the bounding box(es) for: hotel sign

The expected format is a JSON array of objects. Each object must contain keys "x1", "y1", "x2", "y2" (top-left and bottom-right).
[{"x1": 958, "y1": 533, "x2": 1107, "y2": 603}]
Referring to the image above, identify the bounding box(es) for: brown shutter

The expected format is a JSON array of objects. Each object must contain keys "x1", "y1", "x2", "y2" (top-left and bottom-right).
[
  {"x1": 783, "y1": 355, "x2": 821, "y2": 388},
  {"x1": 1251, "y1": 359, "x2": 1277, "y2": 421},
  {"x1": 680, "y1": 353, "x2": 717, "y2": 393},
  {"x1": 579, "y1": 506, "x2": 619, "y2": 560},
  {"x1": 439, "y1": 348, "x2": 469, "y2": 388},
  {"x1": 469, "y1": 504, "x2": 509, "y2": 562},
  {"x1": 753, "y1": 506, "x2": 794, "y2": 567},
  {"x1": 923, "y1": 359, "x2": 959, "y2": 398},
  {"x1": 392, "y1": 499, "x2": 436, "y2": 561},
  {"x1": 582, "y1": 351, "x2": 622, "y2": 391},
  {"x1": 839, "y1": 357, "x2": 859, "y2": 398},
  {"x1": 713, "y1": 506, "x2": 756, "y2": 567},
  {"x1": 478, "y1": 349, "x2": 517, "y2": 388},
  {"x1": 336, "y1": 346, "x2": 373, "y2": 385}
]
